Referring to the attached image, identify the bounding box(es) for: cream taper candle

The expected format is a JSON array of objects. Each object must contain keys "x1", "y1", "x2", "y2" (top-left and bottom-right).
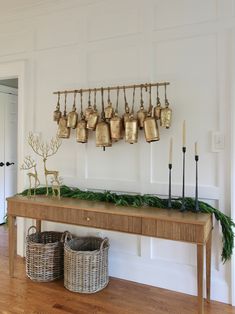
[
  {"x1": 169, "y1": 137, "x2": 173, "y2": 164},
  {"x1": 195, "y1": 141, "x2": 198, "y2": 156},
  {"x1": 183, "y1": 120, "x2": 186, "y2": 147}
]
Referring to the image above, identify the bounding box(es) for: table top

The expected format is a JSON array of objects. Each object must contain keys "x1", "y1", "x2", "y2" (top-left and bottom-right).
[{"x1": 7, "y1": 195, "x2": 211, "y2": 226}]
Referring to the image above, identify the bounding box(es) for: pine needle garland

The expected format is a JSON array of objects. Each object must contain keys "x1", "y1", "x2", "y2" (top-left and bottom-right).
[{"x1": 20, "y1": 185, "x2": 235, "y2": 263}]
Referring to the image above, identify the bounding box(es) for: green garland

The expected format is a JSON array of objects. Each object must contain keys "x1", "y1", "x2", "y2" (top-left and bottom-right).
[{"x1": 21, "y1": 185, "x2": 235, "y2": 263}]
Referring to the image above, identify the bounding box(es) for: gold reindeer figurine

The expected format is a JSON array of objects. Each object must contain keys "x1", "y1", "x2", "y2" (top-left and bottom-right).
[
  {"x1": 28, "y1": 133, "x2": 62, "y2": 196},
  {"x1": 51, "y1": 176, "x2": 62, "y2": 199},
  {"x1": 20, "y1": 156, "x2": 40, "y2": 196}
]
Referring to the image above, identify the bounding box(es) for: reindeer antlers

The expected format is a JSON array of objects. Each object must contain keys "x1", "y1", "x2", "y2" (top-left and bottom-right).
[
  {"x1": 28, "y1": 132, "x2": 62, "y2": 160},
  {"x1": 20, "y1": 156, "x2": 36, "y2": 170}
]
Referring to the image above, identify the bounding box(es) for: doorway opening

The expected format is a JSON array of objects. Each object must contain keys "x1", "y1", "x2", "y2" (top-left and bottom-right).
[{"x1": 0, "y1": 78, "x2": 18, "y2": 224}]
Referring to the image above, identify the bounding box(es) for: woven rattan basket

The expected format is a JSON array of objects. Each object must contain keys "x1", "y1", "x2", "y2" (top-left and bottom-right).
[
  {"x1": 64, "y1": 234, "x2": 109, "y2": 293},
  {"x1": 26, "y1": 226, "x2": 65, "y2": 282}
]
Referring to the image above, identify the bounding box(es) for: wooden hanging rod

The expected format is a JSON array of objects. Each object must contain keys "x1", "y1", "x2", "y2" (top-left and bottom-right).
[{"x1": 53, "y1": 82, "x2": 170, "y2": 95}]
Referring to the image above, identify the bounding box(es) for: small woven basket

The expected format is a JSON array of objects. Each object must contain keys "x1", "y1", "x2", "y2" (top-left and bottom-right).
[
  {"x1": 64, "y1": 233, "x2": 109, "y2": 293},
  {"x1": 26, "y1": 226, "x2": 65, "y2": 282}
]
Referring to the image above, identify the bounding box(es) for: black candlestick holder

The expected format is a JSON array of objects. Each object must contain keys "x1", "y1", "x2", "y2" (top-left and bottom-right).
[
  {"x1": 168, "y1": 163, "x2": 172, "y2": 208},
  {"x1": 180, "y1": 146, "x2": 186, "y2": 212},
  {"x1": 195, "y1": 155, "x2": 200, "y2": 212}
]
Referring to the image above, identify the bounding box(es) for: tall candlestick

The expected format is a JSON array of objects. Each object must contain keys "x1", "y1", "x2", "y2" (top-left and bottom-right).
[
  {"x1": 169, "y1": 137, "x2": 173, "y2": 164},
  {"x1": 168, "y1": 138, "x2": 173, "y2": 209},
  {"x1": 168, "y1": 163, "x2": 172, "y2": 208},
  {"x1": 195, "y1": 154, "x2": 200, "y2": 212},
  {"x1": 183, "y1": 120, "x2": 186, "y2": 147},
  {"x1": 180, "y1": 146, "x2": 186, "y2": 212}
]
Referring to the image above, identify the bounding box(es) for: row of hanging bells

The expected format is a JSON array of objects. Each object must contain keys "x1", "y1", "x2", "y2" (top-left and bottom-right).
[{"x1": 53, "y1": 83, "x2": 172, "y2": 150}]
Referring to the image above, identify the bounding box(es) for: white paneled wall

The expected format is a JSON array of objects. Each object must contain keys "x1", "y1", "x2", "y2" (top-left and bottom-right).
[{"x1": 0, "y1": 0, "x2": 234, "y2": 304}]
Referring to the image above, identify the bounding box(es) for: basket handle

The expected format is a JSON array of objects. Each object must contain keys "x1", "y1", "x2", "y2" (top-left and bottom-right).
[
  {"x1": 64, "y1": 231, "x2": 73, "y2": 243},
  {"x1": 27, "y1": 226, "x2": 38, "y2": 236},
  {"x1": 100, "y1": 237, "x2": 109, "y2": 250}
]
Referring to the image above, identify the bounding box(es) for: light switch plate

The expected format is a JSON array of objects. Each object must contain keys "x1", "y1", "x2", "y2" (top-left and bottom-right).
[{"x1": 211, "y1": 131, "x2": 225, "y2": 152}]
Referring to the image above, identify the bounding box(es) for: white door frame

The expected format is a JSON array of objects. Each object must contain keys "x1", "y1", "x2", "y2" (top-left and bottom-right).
[
  {"x1": 0, "y1": 60, "x2": 26, "y2": 256},
  {"x1": 0, "y1": 84, "x2": 18, "y2": 224}
]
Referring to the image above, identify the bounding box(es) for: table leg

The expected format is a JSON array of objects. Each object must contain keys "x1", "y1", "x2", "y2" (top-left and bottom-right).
[
  {"x1": 36, "y1": 220, "x2": 41, "y2": 232},
  {"x1": 197, "y1": 244, "x2": 204, "y2": 314},
  {"x1": 8, "y1": 215, "x2": 16, "y2": 277},
  {"x1": 206, "y1": 231, "x2": 212, "y2": 302}
]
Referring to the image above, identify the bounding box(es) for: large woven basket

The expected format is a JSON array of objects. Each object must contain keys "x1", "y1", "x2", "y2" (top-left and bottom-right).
[
  {"x1": 64, "y1": 234, "x2": 109, "y2": 293},
  {"x1": 26, "y1": 226, "x2": 65, "y2": 282}
]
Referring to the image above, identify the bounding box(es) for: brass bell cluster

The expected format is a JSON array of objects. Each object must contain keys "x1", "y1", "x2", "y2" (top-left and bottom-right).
[{"x1": 53, "y1": 82, "x2": 172, "y2": 149}]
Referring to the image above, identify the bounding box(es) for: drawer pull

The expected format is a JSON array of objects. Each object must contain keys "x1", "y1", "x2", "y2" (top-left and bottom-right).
[{"x1": 86, "y1": 217, "x2": 91, "y2": 222}]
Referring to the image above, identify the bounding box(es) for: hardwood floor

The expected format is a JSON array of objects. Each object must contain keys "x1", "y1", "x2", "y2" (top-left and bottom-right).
[{"x1": 0, "y1": 226, "x2": 235, "y2": 314}]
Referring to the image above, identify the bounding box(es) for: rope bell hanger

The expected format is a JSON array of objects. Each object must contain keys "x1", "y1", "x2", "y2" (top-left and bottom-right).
[
  {"x1": 76, "y1": 89, "x2": 88, "y2": 143},
  {"x1": 53, "y1": 82, "x2": 170, "y2": 96}
]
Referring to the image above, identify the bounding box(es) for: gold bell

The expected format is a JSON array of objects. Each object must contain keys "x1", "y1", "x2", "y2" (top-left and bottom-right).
[
  {"x1": 110, "y1": 115, "x2": 123, "y2": 142},
  {"x1": 84, "y1": 105, "x2": 93, "y2": 121},
  {"x1": 96, "y1": 88, "x2": 112, "y2": 149},
  {"x1": 96, "y1": 120, "x2": 112, "y2": 148},
  {"x1": 137, "y1": 85, "x2": 147, "y2": 129},
  {"x1": 122, "y1": 86, "x2": 131, "y2": 127},
  {"x1": 87, "y1": 89, "x2": 99, "y2": 130},
  {"x1": 76, "y1": 117, "x2": 88, "y2": 143},
  {"x1": 144, "y1": 85, "x2": 159, "y2": 142},
  {"x1": 144, "y1": 110, "x2": 160, "y2": 143},
  {"x1": 76, "y1": 89, "x2": 88, "y2": 143},
  {"x1": 67, "y1": 108, "x2": 78, "y2": 129},
  {"x1": 110, "y1": 87, "x2": 123, "y2": 141},
  {"x1": 125, "y1": 115, "x2": 138, "y2": 144},
  {"x1": 160, "y1": 106, "x2": 172, "y2": 129},
  {"x1": 67, "y1": 91, "x2": 78, "y2": 129},
  {"x1": 58, "y1": 114, "x2": 70, "y2": 139},
  {"x1": 87, "y1": 109, "x2": 99, "y2": 130},
  {"x1": 104, "y1": 103, "x2": 113, "y2": 119},
  {"x1": 137, "y1": 106, "x2": 146, "y2": 129},
  {"x1": 58, "y1": 93, "x2": 70, "y2": 138},
  {"x1": 154, "y1": 104, "x2": 162, "y2": 120},
  {"x1": 160, "y1": 84, "x2": 172, "y2": 129},
  {"x1": 84, "y1": 90, "x2": 93, "y2": 121},
  {"x1": 53, "y1": 92, "x2": 62, "y2": 124},
  {"x1": 104, "y1": 87, "x2": 113, "y2": 119},
  {"x1": 123, "y1": 105, "x2": 131, "y2": 126},
  {"x1": 154, "y1": 84, "x2": 162, "y2": 120},
  {"x1": 54, "y1": 109, "x2": 62, "y2": 124}
]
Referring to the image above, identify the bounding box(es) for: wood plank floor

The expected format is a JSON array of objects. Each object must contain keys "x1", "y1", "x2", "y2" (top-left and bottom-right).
[{"x1": 1, "y1": 226, "x2": 235, "y2": 314}]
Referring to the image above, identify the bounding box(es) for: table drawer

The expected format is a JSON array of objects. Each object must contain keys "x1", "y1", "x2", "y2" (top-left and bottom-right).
[
  {"x1": 142, "y1": 218, "x2": 204, "y2": 243},
  {"x1": 79, "y1": 210, "x2": 142, "y2": 234}
]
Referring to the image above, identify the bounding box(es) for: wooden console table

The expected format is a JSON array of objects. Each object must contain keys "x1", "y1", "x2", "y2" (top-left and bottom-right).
[{"x1": 7, "y1": 195, "x2": 213, "y2": 314}]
